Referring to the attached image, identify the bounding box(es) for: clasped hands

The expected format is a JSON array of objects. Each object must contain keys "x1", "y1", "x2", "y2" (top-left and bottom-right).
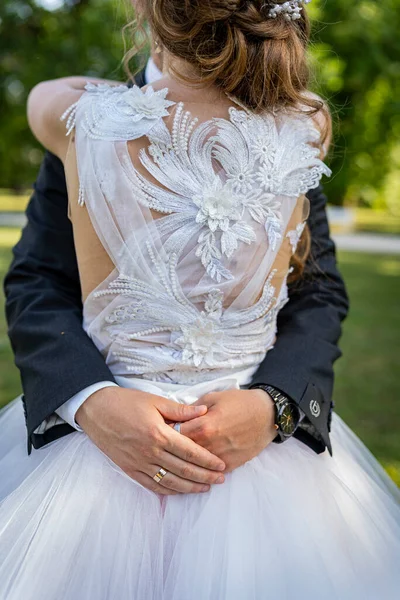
[{"x1": 76, "y1": 386, "x2": 277, "y2": 496}]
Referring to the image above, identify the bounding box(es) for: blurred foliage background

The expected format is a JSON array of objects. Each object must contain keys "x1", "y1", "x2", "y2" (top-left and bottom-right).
[
  {"x1": 0, "y1": 0, "x2": 399, "y2": 482},
  {"x1": 0, "y1": 0, "x2": 400, "y2": 210},
  {"x1": 0, "y1": 0, "x2": 130, "y2": 191},
  {"x1": 310, "y1": 0, "x2": 400, "y2": 213}
]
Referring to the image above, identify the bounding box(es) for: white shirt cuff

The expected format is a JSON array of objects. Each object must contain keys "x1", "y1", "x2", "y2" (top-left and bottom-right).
[{"x1": 55, "y1": 381, "x2": 118, "y2": 432}]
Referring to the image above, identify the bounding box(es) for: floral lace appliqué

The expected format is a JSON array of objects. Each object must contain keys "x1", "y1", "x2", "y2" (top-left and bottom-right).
[
  {"x1": 119, "y1": 85, "x2": 175, "y2": 121},
  {"x1": 287, "y1": 222, "x2": 306, "y2": 254},
  {"x1": 126, "y1": 102, "x2": 331, "y2": 280},
  {"x1": 66, "y1": 85, "x2": 331, "y2": 279},
  {"x1": 92, "y1": 243, "x2": 279, "y2": 373},
  {"x1": 70, "y1": 84, "x2": 332, "y2": 383},
  {"x1": 61, "y1": 82, "x2": 175, "y2": 140},
  {"x1": 175, "y1": 290, "x2": 224, "y2": 367}
]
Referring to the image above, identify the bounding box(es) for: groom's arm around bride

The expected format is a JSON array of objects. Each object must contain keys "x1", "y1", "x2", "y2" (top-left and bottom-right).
[{"x1": 4, "y1": 64, "x2": 349, "y2": 489}]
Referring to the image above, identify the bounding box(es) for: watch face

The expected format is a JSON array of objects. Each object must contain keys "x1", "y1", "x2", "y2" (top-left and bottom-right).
[{"x1": 279, "y1": 404, "x2": 299, "y2": 436}]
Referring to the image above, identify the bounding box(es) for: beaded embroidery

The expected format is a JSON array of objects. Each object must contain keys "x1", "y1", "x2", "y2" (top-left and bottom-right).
[
  {"x1": 121, "y1": 100, "x2": 330, "y2": 281},
  {"x1": 93, "y1": 244, "x2": 280, "y2": 374},
  {"x1": 61, "y1": 82, "x2": 175, "y2": 138},
  {"x1": 65, "y1": 83, "x2": 331, "y2": 380},
  {"x1": 287, "y1": 222, "x2": 307, "y2": 254}
]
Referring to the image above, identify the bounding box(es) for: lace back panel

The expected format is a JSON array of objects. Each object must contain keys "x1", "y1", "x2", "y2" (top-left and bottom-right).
[{"x1": 65, "y1": 83, "x2": 331, "y2": 384}]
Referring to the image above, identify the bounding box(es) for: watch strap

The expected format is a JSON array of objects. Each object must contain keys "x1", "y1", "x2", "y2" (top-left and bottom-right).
[
  {"x1": 249, "y1": 382, "x2": 333, "y2": 456},
  {"x1": 250, "y1": 383, "x2": 294, "y2": 444},
  {"x1": 264, "y1": 385, "x2": 288, "y2": 409}
]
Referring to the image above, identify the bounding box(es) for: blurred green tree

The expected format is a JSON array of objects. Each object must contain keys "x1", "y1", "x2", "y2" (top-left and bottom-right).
[
  {"x1": 310, "y1": 0, "x2": 400, "y2": 210},
  {"x1": 0, "y1": 0, "x2": 399, "y2": 211},
  {"x1": 0, "y1": 0, "x2": 132, "y2": 190}
]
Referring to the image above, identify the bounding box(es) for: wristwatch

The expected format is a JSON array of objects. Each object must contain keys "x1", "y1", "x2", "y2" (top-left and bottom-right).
[{"x1": 250, "y1": 384, "x2": 301, "y2": 444}]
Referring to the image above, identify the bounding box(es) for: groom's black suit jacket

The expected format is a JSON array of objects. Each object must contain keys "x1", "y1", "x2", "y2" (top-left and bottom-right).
[{"x1": 4, "y1": 70, "x2": 349, "y2": 456}]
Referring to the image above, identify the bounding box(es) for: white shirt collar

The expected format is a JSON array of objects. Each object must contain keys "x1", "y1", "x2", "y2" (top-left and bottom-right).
[{"x1": 144, "y1": 57, "x2": 163, "y2": 85}]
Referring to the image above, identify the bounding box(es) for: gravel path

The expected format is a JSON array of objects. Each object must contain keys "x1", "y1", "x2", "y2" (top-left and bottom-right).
[
  {"x1": 0, "y1": 213, "x2": 26, "y2": 227},
  {"x1": 333, "y1": 233, "x2": 400, "y2": 255},
  {"x1": 1, "y1": 213, "x2": 400, "y2": 255}
]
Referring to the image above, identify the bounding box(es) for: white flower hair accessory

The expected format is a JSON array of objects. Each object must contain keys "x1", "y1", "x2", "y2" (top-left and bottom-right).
[{"x1": 267, "y1": 0, "x2": 312, "y2": 21}]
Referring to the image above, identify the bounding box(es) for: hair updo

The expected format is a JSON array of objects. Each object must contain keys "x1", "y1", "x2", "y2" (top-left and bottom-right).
[
  {"x1": 129, "y1": 0, "x2": 331, "y2": 281},
  {"x1": 133, "y1": 1, "x2": 325, "y2": 115}
]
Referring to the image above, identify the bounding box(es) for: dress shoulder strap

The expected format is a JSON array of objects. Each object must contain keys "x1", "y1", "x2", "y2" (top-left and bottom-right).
[{"x1": 61, "y1": 82, "x2": 175, "y2": 142}]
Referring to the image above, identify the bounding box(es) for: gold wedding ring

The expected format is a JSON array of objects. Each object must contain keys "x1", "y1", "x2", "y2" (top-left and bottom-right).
[{"x1": 153, "y1": 467, "x2": 168, "y2": 483}]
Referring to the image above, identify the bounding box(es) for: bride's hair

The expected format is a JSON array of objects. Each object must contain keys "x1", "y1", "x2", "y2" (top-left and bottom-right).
[{"x1": 128, "y1": 0, "x2": 331, "y2": 281}]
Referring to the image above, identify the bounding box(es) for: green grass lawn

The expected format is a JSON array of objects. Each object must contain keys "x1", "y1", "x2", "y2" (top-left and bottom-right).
[
  {"x1": 333, "y1": 252, "x2": 400, "y2": 484},
  {"x1": 0, "y1": 191, "x2": 30, "y2": 213},
  {"x1": 1, "y1": 229, "x2": 399, "y2": 483}
]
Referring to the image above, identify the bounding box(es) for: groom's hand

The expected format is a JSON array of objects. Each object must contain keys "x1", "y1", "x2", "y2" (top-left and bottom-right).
[
  {"x1": 180, "y1": 389, "x2": 277, "y2": 473},
  {"x1": 76, "y1": 387, "x2": 226, "y2": 495}
]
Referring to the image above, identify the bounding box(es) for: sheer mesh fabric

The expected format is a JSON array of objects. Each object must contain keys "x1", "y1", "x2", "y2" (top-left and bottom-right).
[{"x1": 64, "y1": 83, "x2": 330, "y2": 384}]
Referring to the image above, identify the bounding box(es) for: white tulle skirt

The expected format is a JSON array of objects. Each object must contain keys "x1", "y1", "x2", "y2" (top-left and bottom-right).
[{"x1": 1, "y1": 380, "x2": 400, "y2": 600}]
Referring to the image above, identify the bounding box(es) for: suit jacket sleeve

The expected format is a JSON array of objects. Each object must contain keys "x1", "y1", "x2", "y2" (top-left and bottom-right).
[
  {"x1": 4, "y1": 151, "x2": 116, "y2": 452},
  {"x1": 248, "y1": 185, "x2": 349, "y2": 455}
]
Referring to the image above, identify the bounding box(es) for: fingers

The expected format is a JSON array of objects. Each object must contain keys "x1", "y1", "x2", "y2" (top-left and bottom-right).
[
  {"x1": 159, "y1": 450, "x2": 225, "y2": 486},
  {"x1": 157, "y1": 470, "x2": 211, "y2": 494},
  {"x1": 191, "y1": 392, "x2": 218, "y2": 408},
  {"x1": 179, "y1": 414, "x2": 208, "y2": 439},
  {"x1": 133, "y1": 468, "x2": 216, "y2": 496},
  {"x1": 165, "y1": 427, "x2": 225, "y2": 471},
  {"x1": 132, "y1": 471, "x2": 178, "y2": 496},
  {"x1": 157, "y1": 398, "x2": 208, "y2": 423}
]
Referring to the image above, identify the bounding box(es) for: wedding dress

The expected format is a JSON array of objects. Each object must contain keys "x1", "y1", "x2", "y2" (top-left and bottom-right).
[{"x1": 0, "y1": 83, "x2": 399, "y2": 599}]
